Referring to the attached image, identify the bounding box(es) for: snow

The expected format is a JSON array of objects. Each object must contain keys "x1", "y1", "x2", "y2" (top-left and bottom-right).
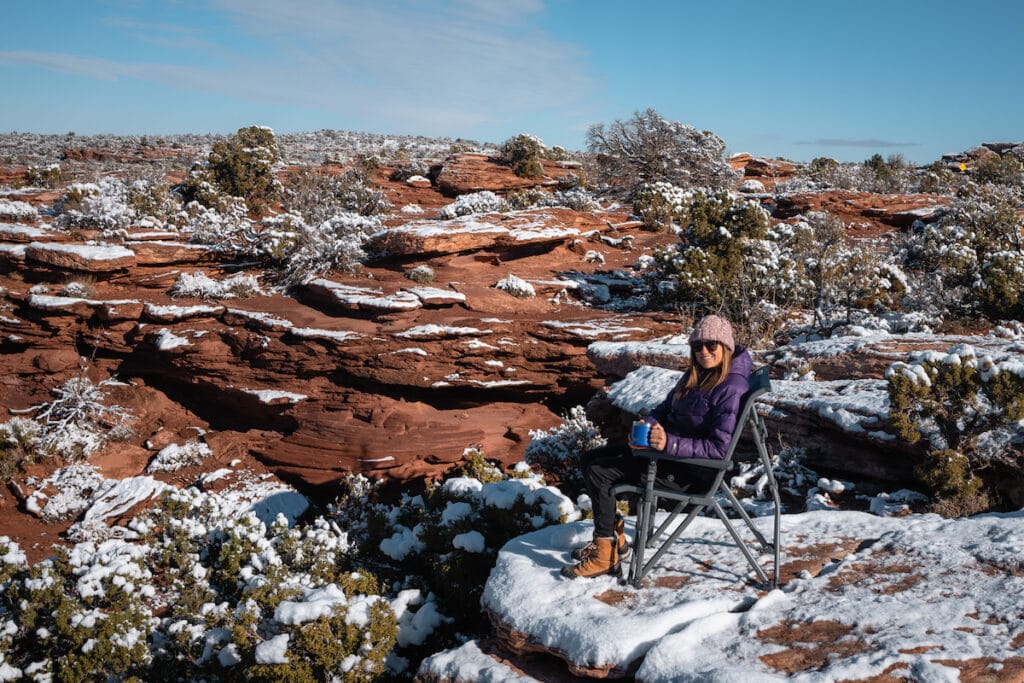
[
  {"x1": 407, "y1": 286, "x2": 467, "y2": 303},
  {"x1": 306, "y1": 278, "x2": 422, "y2": 311},
  {"x1": 225, "y1": 308, "x2": 294, "y2": 329},
  {"x1": 275, "y1": 584, "x2": 348, "y2": 625},
  {"x1": 393, "y1": 324, "x2": 493, "y2": 339},
  {"x1": 27, "y1": 241, "x2": 135, "y2": 260},
  {"x1": 240, "y1": 388, "x2": 308, "y2": 404},
  {"x1": 418, "y1": 640, "x2": 535, "y2": 682},
  {"x1": 154, "y1": 328, "x2": 191, "y2": 350},
  {"x1": 286, "y1": 327, "x2": 362, "y2": 343},
  {"x1": 541, "y1": 318, "x2": 647, "y2": 340},
  {"x1": 481, "y1": 508, "x2": 1024, "y2": 680},
  {"x1": 144, "y1": 303, "x2": 223, "y2": 319},
  {"x1": 254, "y1": 633, "x2": 290, "y2": 664},
  {"x1": 452, "y1": 530, "x2": 486, "y2": 553}
]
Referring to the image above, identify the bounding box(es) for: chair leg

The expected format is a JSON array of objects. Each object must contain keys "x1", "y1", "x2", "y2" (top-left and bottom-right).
[
  {"x1": 719, "y1": 484, "x2": 771, "y2": 550},
  {"x1": 711, "y1": 500, "x2": 770, "y2": 585},
  {"x1": 639, "y1": 505, "x2": 702, "y2": 579}
]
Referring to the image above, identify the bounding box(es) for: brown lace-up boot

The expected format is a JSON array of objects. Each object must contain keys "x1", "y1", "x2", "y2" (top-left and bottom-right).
[
  {"x1": 572, "y1": 515, "x2": 630, "y2": 562},
  {"x1": 561, "y1": 537, "x2": 620, "y2": 579}
]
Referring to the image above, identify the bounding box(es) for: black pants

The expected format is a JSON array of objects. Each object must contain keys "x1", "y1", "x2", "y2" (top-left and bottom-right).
[{"x1": 581, "y1": 443, "x2": 716, "y2": 538}]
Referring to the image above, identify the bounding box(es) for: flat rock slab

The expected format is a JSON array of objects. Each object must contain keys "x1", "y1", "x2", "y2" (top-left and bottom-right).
[
  {"x1": 305, "y1": 278, "x2": 422, "y2": 312},
  {"x1": 0, "y1": 223, "x2": 66, "y2": 243},
  {"x1": 483, "y1": 510, "x2": 1024, "y2": 680},
  {"x1": 127, "y1": 240, "x2": 220, "y2": 265},
  {"x1": 370, "y1": 210, "x2": 580, "y2": 257},
  {"x1": 26, "y1": 241, "x2": 136, "y2": 271}
]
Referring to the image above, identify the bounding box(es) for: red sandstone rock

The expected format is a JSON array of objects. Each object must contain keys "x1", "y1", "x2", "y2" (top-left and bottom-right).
[
  {"x1": 435, "y1": 153, "x2": 580, "y2": 197},
  {"x1": 25, "y1": 242, "x2": 136, "y2": 272}
]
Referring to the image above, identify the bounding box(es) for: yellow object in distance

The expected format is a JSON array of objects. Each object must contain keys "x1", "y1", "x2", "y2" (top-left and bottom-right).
[{"x1": 959, "y1": 163, "x2": 967, "y2": 172}]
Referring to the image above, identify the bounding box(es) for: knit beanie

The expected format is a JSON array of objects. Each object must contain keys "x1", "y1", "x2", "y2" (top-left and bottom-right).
[{"x1": 690, "y1": 315, "x2": 735, "y2": 352}]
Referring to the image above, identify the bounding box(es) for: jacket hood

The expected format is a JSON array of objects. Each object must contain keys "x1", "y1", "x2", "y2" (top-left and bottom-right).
[{"x1": 729, "y1": 345, "x2": 754, "y2": 379}]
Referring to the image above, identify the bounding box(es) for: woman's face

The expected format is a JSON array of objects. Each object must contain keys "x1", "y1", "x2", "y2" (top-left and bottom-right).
[{"x1": 691, "y1": 340, "x2": 724, "y2": 369}]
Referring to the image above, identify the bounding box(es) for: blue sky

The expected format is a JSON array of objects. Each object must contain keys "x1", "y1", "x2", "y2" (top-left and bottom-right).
[{"x1": 1, "y1": 0, "x2": 1020, "y2": 163}]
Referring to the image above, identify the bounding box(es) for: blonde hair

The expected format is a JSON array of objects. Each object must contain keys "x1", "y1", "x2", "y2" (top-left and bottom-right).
[{"x1": 676, "y1": 346, "x2": 733, "y2": 397}]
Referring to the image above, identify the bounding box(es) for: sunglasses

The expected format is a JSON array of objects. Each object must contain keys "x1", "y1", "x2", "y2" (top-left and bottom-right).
[{"x1": 690, "y1": 340, "x2": 721, "y2": 353}]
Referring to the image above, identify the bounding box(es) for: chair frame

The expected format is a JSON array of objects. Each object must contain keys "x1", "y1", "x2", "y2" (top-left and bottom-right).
[{"x1": 612, "y1": 366, "x2": 780, "y2": 588}]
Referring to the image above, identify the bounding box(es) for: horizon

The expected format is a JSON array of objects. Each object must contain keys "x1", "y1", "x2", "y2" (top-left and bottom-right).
[{"x1": 1, "y1": 1, "x2": 1022, "y2": 165}]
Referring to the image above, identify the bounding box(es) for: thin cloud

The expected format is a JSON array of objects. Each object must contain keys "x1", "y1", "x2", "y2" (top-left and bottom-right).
[
  {"x1": 2, "y1": 1, "x2": 594, "y2": 139},
  {"x1": 796, "y1": 138, "x2": 920, "y2": 148}
]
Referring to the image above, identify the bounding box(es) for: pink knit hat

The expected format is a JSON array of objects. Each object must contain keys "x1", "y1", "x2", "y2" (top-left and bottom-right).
[{"x1": 690, "y1": 315, "x2": 735, "y2": 352}]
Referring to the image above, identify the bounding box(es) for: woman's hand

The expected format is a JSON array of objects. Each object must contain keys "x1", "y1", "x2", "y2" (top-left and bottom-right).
[{"x1": 648, "y1": 422, "x2": 667, "y2": 451}]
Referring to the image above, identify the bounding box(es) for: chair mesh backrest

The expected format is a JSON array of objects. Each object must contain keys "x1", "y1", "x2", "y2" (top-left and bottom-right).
[{"x1": 720, "y1": 367, "x2": 770, "y2": 463}]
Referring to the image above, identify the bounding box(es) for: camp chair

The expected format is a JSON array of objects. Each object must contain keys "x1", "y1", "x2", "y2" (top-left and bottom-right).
[{"x1": 612, "y1": 366, "x2": 780, "y2": 588}]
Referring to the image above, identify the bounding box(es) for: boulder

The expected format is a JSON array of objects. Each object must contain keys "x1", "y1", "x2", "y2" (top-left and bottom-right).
[{"x1": 25, "y1": 242, "x2": 136, "y2": 272}]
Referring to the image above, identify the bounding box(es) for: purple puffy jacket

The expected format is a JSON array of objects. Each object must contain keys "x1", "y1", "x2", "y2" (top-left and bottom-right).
[{"x1": 645, "y1": 346, "x2": 753, "y2": 459}]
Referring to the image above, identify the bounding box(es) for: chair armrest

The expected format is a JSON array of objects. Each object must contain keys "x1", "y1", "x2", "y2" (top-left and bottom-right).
[{"x1": 630, "y1": 449, "x2": 732, "y2": 470}]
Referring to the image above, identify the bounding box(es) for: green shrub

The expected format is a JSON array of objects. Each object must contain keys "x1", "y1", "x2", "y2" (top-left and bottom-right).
[
  {"x1": 632, "y1": 181, "x2": 689, "y2": 231},
  {"x1": 333, "y1": 459, "x2": 575, "y2": 660},
  {"x1": 903, "y1": 184, "x2": 1024, "y2": 319},
  {"x1": 974, "y1": 153, "x2": 1024, "y2": 187},
  {"x1": 0, "y1": 418, "x2": 41, "y2": 482},
  {"x1": 23, "y1": 164, "x2": 63, "y2": 188},
  {"x1": 645, "y1": 189, "x2": 776, "y2": 314},
  {"x1": 918, "y1": 160, "x2": 959, "y2": 195},
  {"x1": 804, "y1": 156, "x2": 841, "y2": 184},
  {"x1": 183, "y1": 125, "x2": 282, "y2": 216},
  {"x1": 499, "y1": 133, "x2": 547, "y2": 178},
  {"x1": 858, "y1": 153, "x2": 915, "y2": 193},
  {"x1": 887, "y1": 345, "x2": 1024, "y2": 512}
]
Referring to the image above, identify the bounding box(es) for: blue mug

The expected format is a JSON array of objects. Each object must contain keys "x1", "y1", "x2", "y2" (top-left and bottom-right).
[{"x1": 631, "y1": 421, "x2": 651, "y2": 448}]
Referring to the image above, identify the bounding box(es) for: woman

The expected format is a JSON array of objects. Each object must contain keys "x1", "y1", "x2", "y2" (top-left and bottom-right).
[{"x1": 562, "y1": 314, "x2": 753, "y2": 579}]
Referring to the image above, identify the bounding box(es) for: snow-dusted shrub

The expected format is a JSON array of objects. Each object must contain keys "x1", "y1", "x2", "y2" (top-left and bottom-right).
[
  {"x1": 389, "y1": 159, "x2": 431, "y2": 182},
  {"x1": 145, "y1": 441, "x2": 212, "y2": 473},
  {"x1": 0, "y1": 418, "x2": 41, "y2": 482},
  {"x1": 901, "y1": 185, "x2": 1024, "y2": 319},
  {"x1": 632, "y1": 181, "x2": 689, "y2": 231},
  {"x1": 334, "y1": 459, "x2": 575, "y2": 661},
  {"x1": 525, "y1": 406, "x2": 606, "y2": 490},
  {"x1": 279, "y1": 213, "x2": 382, "y2": 287},
  {"x1": 785, "y1": 212, "x2": 909, "y2": 324},
  {"x1": 22, "y1": 163, "x2": 63, "y2": 188},
  {"x1": 0, "y1": 544, "x2": 158, "y2": 681},
  {"x1": 918, "y1": 160, "x2": 960, "y2": 195},
  {"x1": 182, "y1": 125, "x2": 282, "y2": 215},
  {"x1": 405, "y1": 264, "x2": 435, "y2": 284},
  {"x1": 646, "y1": 189, "x2": 790, "y2": 327},
  {"x1": 283, "y1": 166, "x2": 392, "y2": 224},
  {"x1": 887, "y1": 344, "x2": 1024, "y2": 513},
  {"x1": 60, "y1": 279, "x2": 97, "y2": 299},
  {"x1": 54, "y1": 178, "x2": 135, "y2": 232},
  {"x1": 169, "y1": 271, "x2": 262, "y2": 300},
  {"x1": 34, "y1": 376, "x2": 134, "y2": 461},
  {"x1": 438, "y1": 190, "x2": 506, "y2": 219},
  {"x1": 587, "y1": 108, "x2": 739, "y2": 193},
  {"x1": 126, "y1": 178, "x2": 182, "y2": 223},
  {"x1": 974, "y1": 153, "x2": 1024, "y2": 187},
  {"x1": 504, "y1": 187, "x2": 547, "y2": 210},
  {"x1": 858, "y1": 153, "x2": 916, "y2": 194},
  {"x1": 0, "y1": 199, "x2": 38, "y2": 223},
  {"x1": 140, "y1": 490, "x2": 396, "y2": 681},
  {"x1": 803, "y1": 156, "x2": 842, "y2": 186},
  {"x1": 494, "y1": 274, "x2": 535, "y2": 298},
  {"x1": 499, "y1": 133, "x2": 547, "y2": 178}
]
